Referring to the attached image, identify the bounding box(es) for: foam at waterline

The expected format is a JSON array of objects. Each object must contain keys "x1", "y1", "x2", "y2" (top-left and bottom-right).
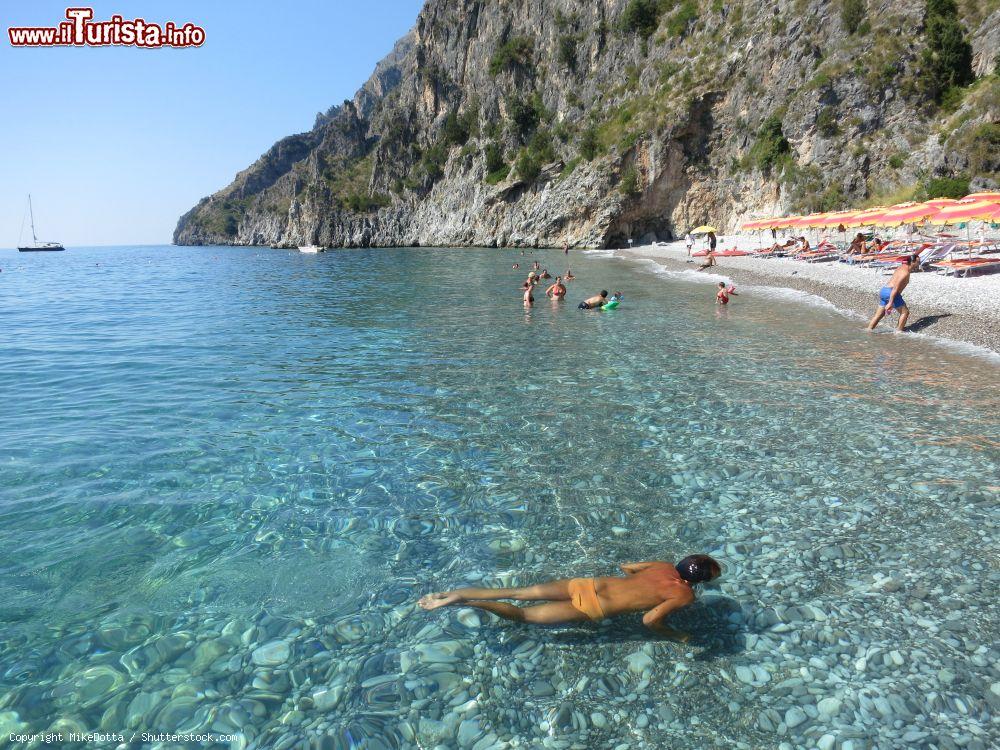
[
  {"x1": 891, "y1": 329, "x2": 1000, "y2": 365},
  {"x1": 738, "y1": 282, "x2": 862, "y2": 319},
  {"x1": 632, "y1": 257, "x2": 730, "y2": 285},
  {"x1": 581, "y1": 249, "x2": 616, "y2": 257}
]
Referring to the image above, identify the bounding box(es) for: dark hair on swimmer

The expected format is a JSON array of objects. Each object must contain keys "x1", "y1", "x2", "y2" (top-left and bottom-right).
[
  {"x1": 718, "y1": 281, "x2": 725, "y2": 287},
  {"x1": 907, "y1": 254, "x2": 919, "y2": 264},
  {"x1": 600, "y1": 290, "x2": 608, "y2": 297},
  {"x1": 676, "y1": 555, "x2": 721, "y2": 584}
]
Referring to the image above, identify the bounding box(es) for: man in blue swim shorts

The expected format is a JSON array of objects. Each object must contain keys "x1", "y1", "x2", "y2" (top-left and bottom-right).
[{"x1": 867, "y1": 254, "x2": 920, "y2": 332}]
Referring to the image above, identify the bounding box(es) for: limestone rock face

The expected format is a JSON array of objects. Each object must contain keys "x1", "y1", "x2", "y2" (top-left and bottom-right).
[{"x1": 174, "y1": 0, "x2": 999, "y2": 249}]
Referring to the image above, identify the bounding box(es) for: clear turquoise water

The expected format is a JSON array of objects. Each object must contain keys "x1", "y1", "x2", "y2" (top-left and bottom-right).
[{"x1": 0, "y1": 245, "x2": 997, "y2": 750}]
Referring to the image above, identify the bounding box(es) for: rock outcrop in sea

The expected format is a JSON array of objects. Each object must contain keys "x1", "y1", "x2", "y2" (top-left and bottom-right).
[{"x1": 174, "y1": 0, "x2": 1000, "y2": 249}]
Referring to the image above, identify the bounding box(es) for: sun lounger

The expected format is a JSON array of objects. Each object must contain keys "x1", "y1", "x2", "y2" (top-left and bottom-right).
[{"x1": 930, "y1": 256, "x2": 1000, "y2": 277}]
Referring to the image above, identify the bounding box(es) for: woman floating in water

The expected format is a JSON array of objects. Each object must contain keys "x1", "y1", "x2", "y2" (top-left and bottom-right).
[{"x1": 419, "y1": 555, "x2": 722, "y2": 641}]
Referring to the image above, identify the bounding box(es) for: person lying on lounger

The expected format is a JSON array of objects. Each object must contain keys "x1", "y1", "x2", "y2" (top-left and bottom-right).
[
  {"x1": 418, "y1": 555, "x2": 722, "y2": 641},
  {"x1": 763, "y1": 239, "x2": 797, "y2": 255}
]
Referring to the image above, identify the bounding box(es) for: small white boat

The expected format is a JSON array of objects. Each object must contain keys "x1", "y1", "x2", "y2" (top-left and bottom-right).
[{"x1": 298, "y1": 245, "x2": 324, "y2": 253}]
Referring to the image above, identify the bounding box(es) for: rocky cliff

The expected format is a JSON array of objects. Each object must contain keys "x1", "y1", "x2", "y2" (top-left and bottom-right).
[{"x1": 174, "y1": 0, "x2": 999, "y2": 248}]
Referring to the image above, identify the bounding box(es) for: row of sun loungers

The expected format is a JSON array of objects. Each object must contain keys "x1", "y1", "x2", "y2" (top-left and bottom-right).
[{"x1": 740, "y1": 237, "x2": 1000, "y2": 277}]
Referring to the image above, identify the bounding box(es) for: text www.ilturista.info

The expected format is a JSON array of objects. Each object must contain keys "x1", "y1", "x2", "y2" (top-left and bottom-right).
[{"x1": 8, "y1": 7, "x2": 205, "y2": 48}]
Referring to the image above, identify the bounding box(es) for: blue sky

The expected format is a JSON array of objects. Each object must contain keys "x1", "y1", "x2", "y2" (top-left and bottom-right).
[{"x1": 1, "y1": 1, "x2": 423, "y2": 247}]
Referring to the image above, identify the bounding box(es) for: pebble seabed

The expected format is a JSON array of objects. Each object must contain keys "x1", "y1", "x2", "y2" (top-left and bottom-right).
[{"x1": 0, "y1": 246, "x2": 998, "y2": 750}]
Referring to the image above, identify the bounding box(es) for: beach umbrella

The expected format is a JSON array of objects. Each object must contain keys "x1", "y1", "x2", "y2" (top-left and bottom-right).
[
  {"x1": 964, "y1": 192, "x2": 1000, "y2": 202},
  {"x1": 876, "y1": 202, "x2": 939, "y2": 227},
  {"x1": 842, "y1": 207, "x2": 886, "y2": 228},
  {"x1": 690, "y1": 225, "x2": 718, "y2": 235},
  {"x1": 770, "y1": 216, "x2": 801, "y2": 229},
  {"x1": 927, "y1": 199, "x2": 1000, "y2": 225},
  {"x1": 791, "y1": 213, "x2": 830, "y2": 228},
  {"x1": 825, "y1": 210, "x2": 860, "y2": 228},
  {"x1": 924, "y1": 198, "x2": 960, "y2": 208}
]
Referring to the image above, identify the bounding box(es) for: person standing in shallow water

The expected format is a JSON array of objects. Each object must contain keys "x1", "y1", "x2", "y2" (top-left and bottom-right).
[
  {"x1": 419, "y1": 555, "x2": 722, "y2": 641},
  {"x1": 867, "y1": 254, "x2": 919, "y2": 332},
  {"x1": 546, "y1": 276, "x2": 567, "y2": 300},
  {"x1": 522, "y1": 281, "x2": 534, "y2": 307}
]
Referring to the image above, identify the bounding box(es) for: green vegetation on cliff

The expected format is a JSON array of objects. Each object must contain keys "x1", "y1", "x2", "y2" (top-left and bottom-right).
[{"x1": 917, "y1": 0, "x2": 974, "y2": 103}]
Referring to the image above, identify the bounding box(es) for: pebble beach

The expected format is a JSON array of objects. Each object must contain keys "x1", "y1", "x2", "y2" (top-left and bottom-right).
[{"x1": 620, "y1": 238, "x2": 1000, "y2": 355}]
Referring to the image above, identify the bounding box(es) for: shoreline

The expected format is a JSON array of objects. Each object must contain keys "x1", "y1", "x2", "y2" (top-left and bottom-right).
[{"x1": 618, "y1": 241, "x2": 1000, "y2": 356}]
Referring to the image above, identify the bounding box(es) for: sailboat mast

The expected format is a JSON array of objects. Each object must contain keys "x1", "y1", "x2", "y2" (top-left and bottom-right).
[{"x1": 28, "y1": 194, "x2": 37, "y2": 243}]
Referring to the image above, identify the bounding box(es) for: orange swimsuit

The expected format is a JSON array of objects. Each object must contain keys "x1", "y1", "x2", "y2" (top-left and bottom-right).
[{"x1": 568, "y1": 578, "x2": 606, "y2": 621}]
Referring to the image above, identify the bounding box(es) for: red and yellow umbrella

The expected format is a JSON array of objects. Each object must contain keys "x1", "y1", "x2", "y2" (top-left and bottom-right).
[
  {"x1": 924, "y1": 198, "x2": 960, "y2": 208},
  {"x1": 775, "y1": 215, "x2": 804, "y2": 229},
  {"x1": 842, "y1": 207, "x2": 886, "y2": 228},
  {"x1": 789, "y1": 213, "x2": 829, "y2": 229},
  {"x1": 742, "y1": 218, "x2": 777, "y2": 231},
  {"x1": 824, "y1": 210, "x2": 863, "y2": 228},
  {"x1": 876, "y1": 202, "x2": 940, "y2": 227},
  {"x1": 927, "y1": 199, "x2": 1000, "y2": 225},
  {"x1": 964, "y1": 192, "x2": 1000, "y2": 203}
]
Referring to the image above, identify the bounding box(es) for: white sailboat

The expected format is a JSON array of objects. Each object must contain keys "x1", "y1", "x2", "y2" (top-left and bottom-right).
[
  {"x1": 18, "y1": 195, "x2": 64, "y2": 252},
  {"x1": 298, "y1": 245, "x2": 324, "y2": 253}
]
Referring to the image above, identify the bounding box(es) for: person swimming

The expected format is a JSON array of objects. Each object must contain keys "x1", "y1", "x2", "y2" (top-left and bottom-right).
[
  {"x1": 579, "y1": 290, "x2": 608, "y2": 309},
  {"x1": 564, "y1": 269, "x2": 575, "y2": 281},
  {"x1": 419, "y1": 555, "x2": 722, "y2": 641}
]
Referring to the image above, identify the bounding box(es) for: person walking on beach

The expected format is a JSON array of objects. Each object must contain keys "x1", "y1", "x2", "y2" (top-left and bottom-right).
[
  {"x1": 546, "y1": 276, "x2": 567, "y2": 300},
  {"x1": 685, "y1": 232, "x2": 694, "y2": 256},
  {"x1": 707, "y1": 231, "x2": 717, "y2": 254},
  {"x1": 419, "y1": 555, "x2": 722, "y2": 641},
  {"x1": 867, "y1": 254, "x2": 919, "y2": 332},
  {"x1": 579, "y1": 290, "x2": 608, "y2": 309}
]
